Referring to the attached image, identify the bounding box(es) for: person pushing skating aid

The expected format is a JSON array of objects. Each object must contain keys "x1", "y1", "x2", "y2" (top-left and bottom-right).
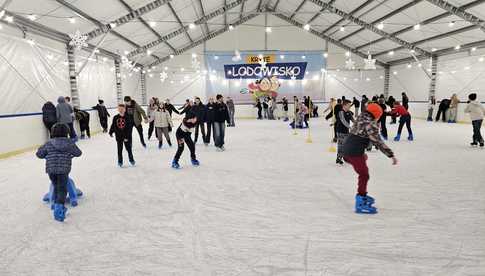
[
  {"x1": 36, "y1": 123, "x2": 82, "y2": 222},
  {"x1": 342, "y1": 103, "x2": 398, "y2": 214}
]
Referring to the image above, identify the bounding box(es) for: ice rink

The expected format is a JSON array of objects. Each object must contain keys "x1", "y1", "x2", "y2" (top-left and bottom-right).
[{"x1": 1, "y1": 118, "x2": 484, "y2": 275}]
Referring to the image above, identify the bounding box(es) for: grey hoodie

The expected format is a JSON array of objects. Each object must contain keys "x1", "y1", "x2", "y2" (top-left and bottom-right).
[{"x1": 56, "y1": 96, "x2": 73, "y2": 124}]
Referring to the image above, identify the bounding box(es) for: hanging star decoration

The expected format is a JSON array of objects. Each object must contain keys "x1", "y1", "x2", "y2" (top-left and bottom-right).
[
  {"x1": 345, "y1": 58, "x2": 356, "y2": 70},
  {"x1": 364, "y1": 54, "x2": 376, "y2": 70},
  {"x1": 160, "y1": 71, "x2": 168, "y2": 83},
  {"x1": 68, "y1": 30, "x2": 88, "y2": 50},
  {"x1": 232, "y1": 50, "x2": 242, "y2": 62},
  {"x1": 121, "y1": 55, "x2": 134, "y2": 70}
]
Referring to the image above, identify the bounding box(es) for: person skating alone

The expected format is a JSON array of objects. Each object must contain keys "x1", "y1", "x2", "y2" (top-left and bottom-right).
[
  {"x1": 36, "y1": 123, "x2": 82, "y2": 221},
  {"x1": 281, "y1": 97, "x2": 289, "y2": 121},
  {"x1": 352, "y1": 97, "x2": 360, "y2": 117},
  {"x1": 464, "y1": 93, "x2": 485, "y2": 147},
  {"x1": 427, "y1": 96, "x2": 436, "y2": 122},
  {"x1": 448, "y1": 94, "x2": 459, "y2": 123},
  {"x1": 92, "y1": 99, "x2": 110, "y2": 132},
  {"x1": 205, "y1": 97, "x2": 215, "y2": 145},
  {"x1": 172, "y1": 109, "x2": 199, "y2": 169},
  {"x1": 342, "y1": 103, "x2": 398, "y2": 214},
  {"x1": 377, "y1": 96, "x2": 388, "y2": 140},
  {"x1": 255, "y1": 98, "x2": 263, "y2": 120},
  {"x1": 152, "y1": 103, "x2": 173, "y2": 149},
  {"x1": 335, "y1": 99, "x2": 354, "y2": 164},
  {"x1": 391, "y1": 101, "x2": 414, "y2": 141},
  {"x1": 213, "y1": 94, "x2": 230, "y2": 151},
  {"x1": 226, "y1": 97, "x2": 236, "y2": 127},
  {"x1": 109, "y1": 104, "x2": 135, "y2": 167},
  {"x1": 124, "y1": 96, "x2": 148, "y2": 148}
]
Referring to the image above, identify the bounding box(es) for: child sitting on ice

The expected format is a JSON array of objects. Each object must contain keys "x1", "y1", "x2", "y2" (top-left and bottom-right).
[
  {"x1": 342, "y1": 103, "x2": 398, "y2": 214},
  {"x1": 36, "y1": 123, "x2": 82, "y2": 222}
]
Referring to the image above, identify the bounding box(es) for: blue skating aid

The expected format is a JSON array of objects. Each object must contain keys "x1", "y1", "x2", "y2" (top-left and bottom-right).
[
  {"x1": 53, "y1": 203, "x2": 67, "y2": 222},
  {"x1": 42, "y1": 178, "x2": 83, "y2": 206},
  {"x1": 191, "y1": 159, "x2": 200, "y2": 166},
  {"x1": 171, "y1": 160, "x2": 180, "y2": 169},
  {"x1": 355, "y1": 194, "x2": 377, "y2": 214},
  {"x1": 393, "y1": 135, "x2": 401, "y2": 141}
]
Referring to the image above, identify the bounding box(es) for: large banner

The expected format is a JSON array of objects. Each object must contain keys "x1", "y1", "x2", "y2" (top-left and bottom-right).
[{"x1": 205, "y1": 51, "x2": 326, "y2": 103}]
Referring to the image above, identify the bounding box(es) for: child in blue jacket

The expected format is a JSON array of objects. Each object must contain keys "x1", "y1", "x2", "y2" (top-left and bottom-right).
[{"x1": 37, "y1": 123, "x2": 82, "y2": 221}]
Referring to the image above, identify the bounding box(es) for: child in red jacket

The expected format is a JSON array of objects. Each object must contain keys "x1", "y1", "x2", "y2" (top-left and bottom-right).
[{"x1": 391, "y1": 101, "x2": 413, "y2": 141}]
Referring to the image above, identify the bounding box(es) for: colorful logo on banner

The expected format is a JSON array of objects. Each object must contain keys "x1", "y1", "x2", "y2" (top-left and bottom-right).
[{"x1": 224, "y1": 62, "x2": 307, "y2": 79}]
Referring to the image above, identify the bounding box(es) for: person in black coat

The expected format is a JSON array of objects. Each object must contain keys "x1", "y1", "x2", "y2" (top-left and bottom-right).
[
  {"x1": 172, "y1": 108, "x2": 199, "y2": 169},
  {"x1": 402, "y1": 92, "x2": 409, "y2": 110},
  {"x1": 335, "y1": 100, "x2": 354, "y2": 164},
  {"x1": 436, "y1": 98, "x2": 451, "y2": 122},
  {"x1": 213, "y1": 94, "x2": 230, "y2": 151},
  {"x1": 352, "y1": 97, "x2": 360, "y2": 117},
  {"x1": 42, "y1": 101, "x2": 57, "y2": 137},
  {"x1": 360, "y1": 95, "x2": 369, "y2": 113},
  {"x1": 205, "y1": 97, "x2": 216, "y2": 145},
  {"x1": 92, "y1": 99, "x2": 110, "y2": 132},
  {"x1": 164, "y1": 99, "x2": 180, "y2": 117},
  {"x1": 74, "y1": 107, "x2": 91, "y2": 139},
  {"x1": 386, "y1": 96, "x2": 397, "y2": 124},
  {"x1": 109, "y1": 104, "x2": 135, "y2": 167},
  {"x1": 192, "y1": 97, "x2": 207, "y2": 144},
  {"x1": 378, "y1": 96, "x2": 388, "y2": 140}
]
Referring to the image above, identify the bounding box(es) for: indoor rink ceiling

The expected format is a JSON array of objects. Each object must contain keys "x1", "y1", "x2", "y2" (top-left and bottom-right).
[{"x1": 1, "y1": 0, "x2": 485, "y2": 68}]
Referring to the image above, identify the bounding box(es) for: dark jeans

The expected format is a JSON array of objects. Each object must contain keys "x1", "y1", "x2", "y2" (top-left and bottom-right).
[
  {"x1": 472, "y1": 120, "x2": 484, "y2": 143},
  {"x1": 67, "y1": 123, "x2": 77, "y2": 139},
  {"x1": 213, "y1": 122, "x2": 226, "y2": 148},
  {"x1": 174, "y1": 128, "x2": 196, "y2": 162},
  {"x1": 205, "y1": 122, "x2": 213, "y2": 144},
  {"x1": 117, "y1": 138, "x2": 134, "y2": 164},
  {"x1": 80, "y1": 120, "x2": 90, "y2": 138},
  {"x1": 343, "y1": 155, "x2": 369, "y2": 196},
  {"x1": 257, "y1": 108, "x2": 262, "y2": 119},
  {"x1": 397, "y1": 114, "x2": 413, "y2": 136},
  {"x1": 228, "y1": 109, "x2": 235, "y2": 126},
  {"x1": 194, "y1": 122, "x2": 206, "y2": 143},
  {"x1": 436, "y1": 108, "x2": 447, "y2": 122},
  {"x1": 100, "y1": 117, "x2": 108, "y2": 131},
  {"x1": 379, "y1": 116, "x2": 387, "y2": 139},
  {"x1": 48, "y1": 173, "x2": 68, "y2": 204},
  {"x1": 134, "y1": 124, "x2": 146, "y2": 146},
  {"x1": 148, "y1": 121, "x2": 155, "y2": 139}
]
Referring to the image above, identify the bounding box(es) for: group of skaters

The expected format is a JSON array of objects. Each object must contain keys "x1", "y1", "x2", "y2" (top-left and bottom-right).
[
  {"x1": 37, "y1": 94, "x2": 233, "y2": 221},
  {"x1": 428, "y1": 94, "x2": 460, "y2": 123}
]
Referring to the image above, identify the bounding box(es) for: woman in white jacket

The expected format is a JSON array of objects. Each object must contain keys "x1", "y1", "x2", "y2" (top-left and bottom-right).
[
  {"x1": 464, "y1": 93, "x2": 485, "y2": 147},
  {"x1": 152, "y1": 104, "x2": 173, "y2": 149}
]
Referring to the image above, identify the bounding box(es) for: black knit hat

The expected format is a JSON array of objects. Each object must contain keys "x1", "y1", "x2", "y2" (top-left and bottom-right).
[
  {"x1": 469, "y1": 93, "x2": 477, "y2": 101},
  {"x1": 51, "y1": 123, "x2": 69, "y2": 138}
]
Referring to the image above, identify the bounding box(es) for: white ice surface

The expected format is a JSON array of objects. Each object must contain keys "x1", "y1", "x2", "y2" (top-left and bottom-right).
[{"x1": 0, "y1": 118, "x2": 485, "y2": 275}]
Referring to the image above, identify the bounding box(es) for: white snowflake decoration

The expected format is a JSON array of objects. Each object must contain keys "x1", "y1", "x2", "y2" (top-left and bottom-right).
[
  {"x1": 345, "y1": 58, "x2": 356, "y2": 70},
  {"x1": 290, "y1": 75, "x2": 296, "y2": 80},
  {"x1": 159, "y1": 71, "x2": 168, "y2": 82},
  {"x1": 364, "y1": 54, "x2": 376, "y2": 70},
  {"x1": 121, "y1": 55, "x2": 134, "y2": 70},
  {"x1": 259, "y1": 59, "x2": 267, "y2": 69},
  {"x1": 69, "y1": 30, "x2": 88, "y2": 50}
]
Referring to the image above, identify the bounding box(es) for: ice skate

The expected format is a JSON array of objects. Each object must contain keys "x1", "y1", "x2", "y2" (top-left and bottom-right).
[
  {"x1": 118, "y1": 161, "x2": 123, "y2": 168},
  {"x1": 471, "y1": 142, "x2": 478, "y2": 147},
  {"x1": 336, "y1": 157, "x2": 344, "y2": 165},
  {"x1": 355, "y1": 195, "x2": 377, "y2": 214},
  {"x1": 480, "y1": 142, "x2": 484, "y2": 148},
  {"x1": 394, "y1": 135, "x2": 401, "y2": 141},
  {"x1": 129, "y1": 160, "x2": 136, "y2": 166},
  {"x1": 191, "y1": 159, "x2": 200, "y2": 166},
  {"x1": 53, "y1": 204, "x2": 67, "y2": 222},
  {"x1": 407, "y1": 134, "x2": 414, "y2": 141},
  {"x1": 171, "y1": 160, "x2": 180, "y2": 169}
]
